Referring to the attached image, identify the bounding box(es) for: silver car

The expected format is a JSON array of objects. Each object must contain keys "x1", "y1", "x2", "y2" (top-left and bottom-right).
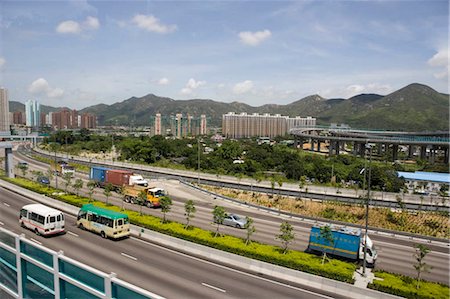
[{"x1": 223, "y1": 214, "x2": 247, "y2": 229}]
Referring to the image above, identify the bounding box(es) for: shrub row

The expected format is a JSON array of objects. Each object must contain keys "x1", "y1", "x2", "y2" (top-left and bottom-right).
[
  {"x1": 4, "y1": 176, "x2": 356, "y2": 283},
  {"x1": 368, "y1": 271, "x2": 449, "y2": 299}
]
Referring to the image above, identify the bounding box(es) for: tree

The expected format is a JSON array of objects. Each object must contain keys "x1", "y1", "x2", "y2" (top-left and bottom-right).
[
  {"x1": 30, "y1": 170, "x2": 42, "y2": 182},
  {"x1": 299, "y1": 175, "x2": 307, "y2": 191},
  {"x1": 244, "y1": 216, "x2": 256, "y2": 245},
  {"x1": 17, "y1": 164, "x2": 28, "y2": 177},
  {"x1": 413, "y1": 244, "x2": 432, "y2": 289},
  {"x1": 184, "y1": 200, "x2": 196, "y2": 229},
  {"x1": 46, "y1": 169, "x2": 54, "y2": 187},
  {"x1": 318, "y1": 225, "x2": 335, "y2": 265},
  {"x1": 62, "y1": 173, "x2": 73, "y2": 193},
  {"x1": 276, "y1": 221, "x2": 295, "y2": 254},
  {"x1": 270, "y1": 176, "x2": 276, "y2": 198},
  {"x1": 137, "y1": 190, "x2": 147, "y2": 215},
  {"x1": 160, "y1": 196, "x2": 172, "y2": 223},
  {"x1": 212, "y1": 205, "x2": 226, "y2": 237},
  {"x1": 73, "y1": 179, "x2": 83, "y2": 197},
  {"x1": 87, "y1": 180, "x2": 96, "y2": 202},
  {"x1": 103, "y1": 183, "x2": 113, "y2": 205}
]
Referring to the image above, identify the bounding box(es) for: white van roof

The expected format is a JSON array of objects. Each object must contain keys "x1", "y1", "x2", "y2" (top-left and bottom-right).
[{"x1": 22, "y1": 204, "x2": 63, "y2": 216}]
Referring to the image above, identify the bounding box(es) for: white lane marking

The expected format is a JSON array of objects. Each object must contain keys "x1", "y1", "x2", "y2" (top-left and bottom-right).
[
  {"x1": 30, "y1": 238, "x2": 42, "y2": 245},
  {"x1": 0, "y1": 221, "x2": 4, "y2": 225},
  {"x1": 67, "y1": 231, "x2": 79, "y2": 237},
  {"x1": 121, "y1": 252, "x2": 137, "y2": 261},
  {"x1": 3, "y1": 202, "x2": 10, "y2": 207},
  {"x1": 131, "y1": 237, "x2": 334, "y2": 299},
  {"x1": 201, "y1": 282, "x2": 226, "y2": 293}
]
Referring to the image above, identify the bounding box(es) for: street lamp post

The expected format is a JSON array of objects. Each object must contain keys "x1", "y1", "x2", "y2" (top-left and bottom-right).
[
  {"x1": 197, "y1": 138, "x2": 201, "y2": 185},
  {"x1": 362, "y1": 143, "x2": 372, "y2": 276}
]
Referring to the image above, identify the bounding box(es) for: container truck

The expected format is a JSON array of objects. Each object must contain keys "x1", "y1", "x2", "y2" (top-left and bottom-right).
[
  {"x1": 307, "y1": 225, "x2": 377, "y2": 265},
  {"x1": 52, "y1": 160, "x2": 75, "y2": 176},
  {"x1": 122, "y1": 185, "x2": 164, "y2": 208},
  {"x1": 89, "y1": 166, "x2": 148, "y2": 190}
]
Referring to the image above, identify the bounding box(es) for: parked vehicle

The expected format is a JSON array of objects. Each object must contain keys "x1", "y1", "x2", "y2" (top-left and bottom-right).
[
  {"x1": 37, "y1": 175, "x2": 50, "y2": 185},
  {"x1": 215, "y1": 213, "x2": 247, "y2": 229},
  {"x1": 89, "y1": 166, "x2": 148, "y2": 190},
  {"x1": 77, "y1": 204, "x2": 130, "y2": 239},
  {"x1": 307, "y1": 225, "x2": 377, "y2": 265},
  {"x1": 122, "y1": 185, "x2": 164, "y2": 208},
  {"x1": 20, "y1": 204, "x2": 65, "y2": 236},
  {"x1": 51, "y1": 160, "x2": 75, "y2": 176}
]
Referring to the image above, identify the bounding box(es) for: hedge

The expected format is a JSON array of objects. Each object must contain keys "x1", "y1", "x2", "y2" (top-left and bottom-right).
[
  {"x1": 368, "y1": 271, "x2": 449, "y2": 299},
  {"x1": 4, "y1": 176, "x2": 357, "y2": 282}
]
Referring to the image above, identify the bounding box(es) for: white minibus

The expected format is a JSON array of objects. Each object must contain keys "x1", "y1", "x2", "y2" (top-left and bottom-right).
[{"x1": 20, "y1": 204, "x2": 65, "y2": 236}]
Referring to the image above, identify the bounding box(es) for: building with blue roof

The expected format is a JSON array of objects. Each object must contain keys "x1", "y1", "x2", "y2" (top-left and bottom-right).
[{"x1": 398, "y1": 171, "x2": 450, "y2": 195}]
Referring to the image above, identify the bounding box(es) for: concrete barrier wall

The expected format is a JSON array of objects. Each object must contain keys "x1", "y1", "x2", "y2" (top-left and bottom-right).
[{"x1": 0, "y1": 179, "x2": 402, "y2": 299}]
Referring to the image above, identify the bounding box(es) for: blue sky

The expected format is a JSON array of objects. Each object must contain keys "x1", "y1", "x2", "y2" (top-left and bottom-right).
[{"x1": 0, "y1": 0, "x2": 448, "y2": 109}]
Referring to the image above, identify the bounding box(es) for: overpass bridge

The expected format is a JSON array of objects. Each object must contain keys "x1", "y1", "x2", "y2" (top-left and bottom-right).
[{"x1": 290, "y1": 126, "x2": 450, "y2": 163}]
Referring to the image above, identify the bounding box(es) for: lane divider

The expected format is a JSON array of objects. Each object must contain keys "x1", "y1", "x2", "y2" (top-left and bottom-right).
[{"x1": 201, "y1": 282, "x2": 226, "y2": 293}]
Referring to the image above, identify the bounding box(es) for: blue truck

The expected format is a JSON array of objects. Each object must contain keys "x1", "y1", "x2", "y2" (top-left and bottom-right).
[{"x1": 307, "y1": 225, "x2": 377, "y2": 265}]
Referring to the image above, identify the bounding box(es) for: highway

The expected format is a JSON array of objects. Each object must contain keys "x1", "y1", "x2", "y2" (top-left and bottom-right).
[
  {"x1": 0, "y1": 187, "x2": 343, "y2": 299},
  {"x1": 9, "y1": 149, "x2": 450, "y2": 285}
]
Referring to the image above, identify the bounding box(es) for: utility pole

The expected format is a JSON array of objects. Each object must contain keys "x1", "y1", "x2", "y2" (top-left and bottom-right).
[
  {"x1": 54, "y1": 146, "x2": 58, "y2": 189},
  {"x1": 197, "y1": 138, "x2": 201, "y2": 185},
  {"x1": 363, "y1": 143, "x2": 372, "y2": 276}
]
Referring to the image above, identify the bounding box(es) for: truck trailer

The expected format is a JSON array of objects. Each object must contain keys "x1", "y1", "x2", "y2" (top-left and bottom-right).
[
  {"x1": 307, "y1": 225, "x2": 377, "y2": 265},
  {"x1": 89, "y1": 166, "x2": 148, "y2": 190}
]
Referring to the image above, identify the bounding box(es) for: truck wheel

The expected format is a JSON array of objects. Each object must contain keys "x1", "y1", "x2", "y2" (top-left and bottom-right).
[
  {"x1": 101, "y1": 231, "x2": 106, "y2": 239},
  {"x1": 146, "y1": 202, "x2": 153, "y2": 208}
]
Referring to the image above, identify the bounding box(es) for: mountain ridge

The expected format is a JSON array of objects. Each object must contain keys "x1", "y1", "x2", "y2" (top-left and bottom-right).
[{"x1": 9, "y1": 83, "x2": 449, "y2": 131}]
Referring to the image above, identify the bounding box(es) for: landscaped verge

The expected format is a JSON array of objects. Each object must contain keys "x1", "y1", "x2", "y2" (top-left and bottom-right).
[
  {"x1": 3, "y1": 176, "x2": 356, "y2": 283},
  {"x1": 368, "y1": 270, "x2": 449, "y2": 299}
]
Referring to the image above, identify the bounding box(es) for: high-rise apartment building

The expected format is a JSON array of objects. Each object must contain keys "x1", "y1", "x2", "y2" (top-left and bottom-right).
[
  {"x1": 0, "y1": 87, "x2": 10, "y2": 132},
  {"x1": 80, "y1": 113, "x2": 96, "y2": 129},
  {"x1": 25, "y1": 99, "x2": 40, "y2": 127},
  {"x1": 200, "y1": 114, "x2": 207, "y2": 135},
  {"x1": 222, "y1": 112, "x2": 316, "y2": 139},
  {"x1": 154, "y1": 113, "x2": 162, "y2": 135},
  {"x1": 13, "y1": 111, "x2": 25, "y2": 125}
]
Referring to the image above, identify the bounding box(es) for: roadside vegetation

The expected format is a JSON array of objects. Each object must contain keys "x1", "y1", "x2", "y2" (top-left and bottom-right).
[
  {"x1": 203, "y1": 186, "x2": 450, "y2": 238},
  {"x1": 2, "y1": 174, "x2": 449, "y2": 298}
]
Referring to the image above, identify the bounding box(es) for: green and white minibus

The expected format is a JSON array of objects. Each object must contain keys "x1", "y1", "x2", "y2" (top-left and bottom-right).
[{"x1": 77, "y1": 204, "x2": 130, "y2": 239}]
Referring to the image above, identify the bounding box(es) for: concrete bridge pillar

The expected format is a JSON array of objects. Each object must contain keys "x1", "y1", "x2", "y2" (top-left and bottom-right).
[
  {"x1": 392, "y1": 144, "x2": 399, "y2": 161},
  {"x1": 317, "y1": 140, "x2": 321, "y2": 152},
  {"x1": 429, "y1": 146, "x2": 436, "y2": 163},
  {"x1": 4, "y1": 147, "x2": 14, "y2": 178},
  {"x1": 408, "y1": 145, "x2": 414, "y2": 159},
  {"x1": 335, "y1": 141, "x2": 340, "y2": 155},
  {"x1": 310, "y1": 139, "x2": 315, "y2": 152},
  {"x1": 420, "y1": 146, "x2": 427, "y2": 160},
  {"x1": 359, "y1": 142, "x2": 366, "y2": 157},
  {"x1": 444, "y1": 147, "x2": 449, "y2": 164}
]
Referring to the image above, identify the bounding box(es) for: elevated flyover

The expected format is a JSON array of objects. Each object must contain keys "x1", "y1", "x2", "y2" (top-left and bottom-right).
[{"x1": 290, "y1": 126, "x2": 449, "y2": 162}]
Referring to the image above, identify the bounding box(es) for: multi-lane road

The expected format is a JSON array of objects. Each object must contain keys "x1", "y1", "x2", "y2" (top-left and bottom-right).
[
  {"x1": 1, "y1": 186, "x2": 344, "y2": 299},
  {"x1": 8, "y1": 149, "x2": 450, "y2": 285}
]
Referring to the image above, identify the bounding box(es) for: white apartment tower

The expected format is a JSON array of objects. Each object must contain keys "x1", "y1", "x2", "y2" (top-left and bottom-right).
[
  {"x1": 154, "y1": 113, "x2": 162, "y2": 135},
  {"x1": 222, "y1": 112, "x2": 316, "y2": 139},
  {"x1": 0, "y1": 87, "x2": 10, "y2": 133}
]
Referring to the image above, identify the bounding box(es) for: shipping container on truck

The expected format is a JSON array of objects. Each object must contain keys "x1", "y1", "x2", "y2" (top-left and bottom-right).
[
  {"x1": 105, "y1": 169, "x2": 133, "y2": 191},
  {"x1": 307, "y1": 225, "x2": 377, "y2": 266},
  {"x1": 89, "y1": 166, "x2": 110, "y2": 187}
]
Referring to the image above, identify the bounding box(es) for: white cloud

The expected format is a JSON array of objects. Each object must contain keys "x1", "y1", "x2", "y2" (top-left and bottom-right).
[
  {"x1": 83, "y1": 16, "x2": 100, "y2": 30},
  {"x1": 239, "y1": 30, "x2": 271, "y2": 46},
  {"x1": 56, "y1": 20, "x2": 81, "y2": 34},
  {"x1": 28, "y1": 78, "x2": 65, "y2": 98},
  {"x1": 157, "y1": 77, "x2": 169, "y2": 85},
  {"x1": 56, "y1": 16, "x2": 99, "y2": 34},
  {"x1": 319, "y1": 83, "x2": 393, "y2": 98},
  {"x1": 0, "y1": 57, "x2": 5, "y2": 68},
  {"x1": 428, "y1": 48, "x2": 449, "y2": 79},
  {"x1": 180, "y1": 78, "x2": 205, "y2": 95},
  {"x1": 131, "y1": 14, "x2": 177, "y2": 34},
  {"x1": 233, "y1": 80, "x2": 254, "y2": 94}
]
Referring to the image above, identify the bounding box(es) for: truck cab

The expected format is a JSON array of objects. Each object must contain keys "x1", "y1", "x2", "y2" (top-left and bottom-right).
[
  {"x1": 129, "y1": 174, "x2": 148, "y2": 187},
  {"x1": 360, "y1": 234, "x2": 377, "y2": 265}
]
